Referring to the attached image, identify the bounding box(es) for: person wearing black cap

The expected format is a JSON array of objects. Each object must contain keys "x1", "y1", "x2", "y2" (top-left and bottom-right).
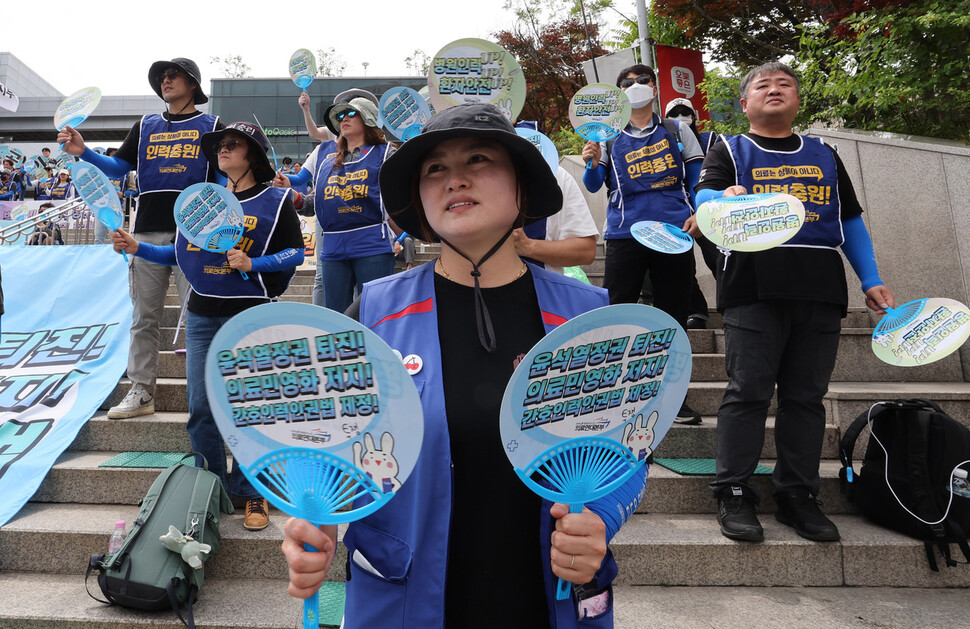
[
  {"x1": 281, "y1": 103, "x2": 647, "y2": 629},
  {"x1": 111, "y1": 122, "x2": 304, "y2": 531},
  {"x1": 34, "y1": 165, "x2": 56, "y2": 200},
  {"x1": 58, "y1": 57, "x2": 224, "y2": 420}
]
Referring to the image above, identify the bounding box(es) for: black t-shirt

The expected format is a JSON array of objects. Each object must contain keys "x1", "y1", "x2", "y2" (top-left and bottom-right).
[
  {"x1": 436, "y1": 270, "x2": 551, "y2": 629},
  {"x1": 187, "y1": 184, "x2": 304, "y2": 317},
  {"x1": 116, "y1": 111, "x2": 224, "y2": 234},
  {"x1": 695, "y1": 133, "x2": 863, "y2": 312}
]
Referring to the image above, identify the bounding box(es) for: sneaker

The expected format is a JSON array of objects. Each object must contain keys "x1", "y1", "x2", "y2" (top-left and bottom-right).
[
  {"x1": 716, "y1": 485, "x2": 764, "y2": 542},
  {"x1": 774, "y1": 491, "x2": 840, "y2": 541},
  {"x1": 243, "y1": 498, "x2": 270, "y2": 531},
  {"x1": 107, "y1": 389, "x2": 154, "y2": 419},
  {"x1": 686, "y1": 314, "x2": 708, "y2": 330},
  {"x1": 674, "y1": 403, "x2": 702, "y2": 425}
]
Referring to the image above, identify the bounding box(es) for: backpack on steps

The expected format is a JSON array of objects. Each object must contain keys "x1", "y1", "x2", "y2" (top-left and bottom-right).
[
  {"x1": 839, "y1": 399, "x2": 970, "y2": 571},
  {"x1": 85, "y1": 453, "x2": 234, "y2": 627}
]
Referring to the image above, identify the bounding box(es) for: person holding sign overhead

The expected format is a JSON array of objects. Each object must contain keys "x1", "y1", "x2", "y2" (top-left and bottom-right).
[
  {"x1": 58, "y1": 58, "x2": 223, "y2": 420},
  {"x1": 111, "y1": 122, "x2": 304, "y2": 531},
  {"x1": 687, "y1": 62, "x2": 895, "y2": 544},
  {"x1": 281, "y1": 103, "x2": 647, "y2": 628},
  {"x1": 581, "y1": 64, "x2": 704, "y2": 426}
]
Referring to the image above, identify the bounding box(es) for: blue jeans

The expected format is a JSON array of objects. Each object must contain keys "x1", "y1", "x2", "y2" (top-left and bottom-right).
[
  {"x1": 320, "y1": 253, "x2": 395, "y2": 314},
  {"x1": 185, "y1": 310, "x2": 259, "y2": 499}
]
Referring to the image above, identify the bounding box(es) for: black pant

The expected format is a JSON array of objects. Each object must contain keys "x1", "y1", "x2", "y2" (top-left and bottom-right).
[
  {"x1": 712, "y1": 300, "x2": 842, "y2": 498},
  {"x1": 689, "y1": 236, "x2": 720, "y2": 316},
  {"x1": 604, "y1": 238, "x2": 694, "y2": 329}
]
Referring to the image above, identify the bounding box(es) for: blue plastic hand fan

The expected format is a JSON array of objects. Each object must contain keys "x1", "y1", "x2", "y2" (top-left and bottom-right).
[
  {"x1": 205, "y1": 302, "x2": 424, "y2": 628},
  {"x1": 72, "y1": 162, "x2": 127, "y2": 261},
  {"x1": 174, "y1": 182, "x2": 249, "y2": 280},
  {"x1": 500, "y1": 304, "x2": 692, "y2": 600}
]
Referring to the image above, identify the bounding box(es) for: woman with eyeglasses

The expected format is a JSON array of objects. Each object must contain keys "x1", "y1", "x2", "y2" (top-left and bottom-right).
[
  {"x1": 110, "y1": 122, "x2": 305, "y2": 532},
  {"x1": 310, "y1": 96, "x2": 395, "y2": 314},
  {"x1": 580, "y1": 64, "x2": 705, "y2": 425}
]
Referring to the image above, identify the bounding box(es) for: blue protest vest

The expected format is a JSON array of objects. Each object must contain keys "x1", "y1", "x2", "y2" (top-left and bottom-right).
[
  {"x1": 350, "y1": 263, "x2": 622, "y2": 629},
  {"x1": 724, "y1": 134, "x2": 843, "y2": 249},
  {"x1": 35, "y1": 177, "x2": 54, "y2": 200},
  {"x1": 314, "y1": 143, "x2": 391, "y2": 261},
  {"x1": 175, "y1": 186, "x2": 291, "y2": 299},
  {"x1": 137, "y1": 112, "x2": 218, "y2": 196},
  {"x1": 605, "y1": 116, "x2": 690, "y2": 239},
  {"x1": 49, "y1": 182, "x2": 73, "y2": 200}
]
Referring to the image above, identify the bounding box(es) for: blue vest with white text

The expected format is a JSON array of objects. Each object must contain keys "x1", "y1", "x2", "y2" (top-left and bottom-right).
[
  {"x1": 35, "y1": 177, "x2": 54, "y2": 200},
  {"x1": 137, "y1": 112, "x2": 218, "y2": 196},
  {"x1": 724, "y1": 134, "x2": 843, "y2": 249},
  {"x1": 350, "y1": 263, "x2": 613, "y2": 629},
  {"x1": 314, "y1": 143, "x2": 391, "y2": 261},
  {"x1": 605, "y1": 116, "x2": 690, "y2": 239},
  {"x1": 175, "y1": 187, "x2": 292, "y2": 299},
  {"x1": 49, "y1": 182, "x2": 72, "y2": 200}
]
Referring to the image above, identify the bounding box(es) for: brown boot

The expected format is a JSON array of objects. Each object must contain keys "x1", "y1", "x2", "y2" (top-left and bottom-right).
[{"x1": 243, "y1": 498, "x2": 269, "y2": 531}]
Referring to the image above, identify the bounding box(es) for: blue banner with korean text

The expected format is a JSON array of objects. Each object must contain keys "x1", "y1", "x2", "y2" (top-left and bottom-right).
[{"x1": 0, "y1": 246, "x2": 131, "y2": 527}]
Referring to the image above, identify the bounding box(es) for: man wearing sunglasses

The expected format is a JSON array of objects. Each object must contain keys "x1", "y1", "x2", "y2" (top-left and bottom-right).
[
  {"x1": 58, "y1": 57, "x2": 224, "y2": 420},
  {"x1": 581, "y1": 63, "x2": 705, "y2": 425}
]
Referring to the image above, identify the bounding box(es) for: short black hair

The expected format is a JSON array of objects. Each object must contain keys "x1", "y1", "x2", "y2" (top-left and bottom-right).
[
  {"x1": 615, "y1": 64, "x2": 656, "y2": 88},
  {"x1": 739, "y1": 62, "x2": 800, "y2": 100}
]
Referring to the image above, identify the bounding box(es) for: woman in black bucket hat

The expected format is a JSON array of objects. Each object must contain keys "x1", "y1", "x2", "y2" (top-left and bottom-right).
[
  {"x1": 281, "y1": 102, "x2": 647, "y2": 629},
  {"x1": 111, "y1": 121, "x2": 305, "y2": 532}
]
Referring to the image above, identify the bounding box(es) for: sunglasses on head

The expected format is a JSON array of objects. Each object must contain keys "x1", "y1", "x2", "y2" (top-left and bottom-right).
[
  {"x1": 335, "y1": 110, "x2": 359, "y2": 122},
  {"x1": 620, "y1": 76, "x2": 655, "y2": 88},
  {"x1": 157, "y1": 68, "x2": 185, "y2": 82},
  {"x1": 215, "y1": 139, "x2": 242, "y2": 153}
]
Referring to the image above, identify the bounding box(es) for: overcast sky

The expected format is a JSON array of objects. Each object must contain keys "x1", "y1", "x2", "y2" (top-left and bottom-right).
[{"x1": 5, "y1": 0, "x2": 540, "y2": 96}]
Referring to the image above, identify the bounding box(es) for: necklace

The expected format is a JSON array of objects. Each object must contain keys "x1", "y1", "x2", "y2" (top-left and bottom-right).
[{"x1": 437, "y1": 258, "x2": 526, "y2": 282}]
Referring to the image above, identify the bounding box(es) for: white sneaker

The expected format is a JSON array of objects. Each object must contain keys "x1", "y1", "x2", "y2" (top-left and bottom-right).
[{"x1": 107, "y1": 389, "x2": 155, "y2": 419}]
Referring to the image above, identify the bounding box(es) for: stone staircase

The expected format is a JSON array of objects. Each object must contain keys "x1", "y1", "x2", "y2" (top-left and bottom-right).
[{"x1": 3, "y1": 261, "x2": 970, "y2": 628}]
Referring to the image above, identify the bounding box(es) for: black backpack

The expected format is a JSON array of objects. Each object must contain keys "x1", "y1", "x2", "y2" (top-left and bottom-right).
[
  {"x1": 85, "y1": 454, "x2": 233, "y2": 627},
  {"x1": 839, "y1": 399, "x2": 970, "y2": 570}
]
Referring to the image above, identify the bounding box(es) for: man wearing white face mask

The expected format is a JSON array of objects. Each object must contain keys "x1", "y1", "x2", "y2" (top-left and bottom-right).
[{"x1": 582, "y1": 64, "x2": 704, "y2": 425}]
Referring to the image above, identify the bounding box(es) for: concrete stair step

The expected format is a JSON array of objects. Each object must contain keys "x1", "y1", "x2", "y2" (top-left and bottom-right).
[
  {"x1": 101, "y1": 378, "x2": 970, "y2": 421},
  {"x1": 6, "y1": 503, "x2": 968, "y2": 590},
  {"x1": 0, "y1": 502, "x2": 346, "y2": 582},
  {"x1": 4, "y1": 574, "x2": 967, "y2": 629},
  {"x1": 34, "y1": 448, "x2": 852, "y2": 514},
  {"x1": 611, "y1": 513, "x2": 970, "y2": 588},
  {"x1": 0, "y1": 573, "x2": 308, "y2": 628},
  {"x1": 639, "y1": 459, "x2": 853, "y2": 515}
]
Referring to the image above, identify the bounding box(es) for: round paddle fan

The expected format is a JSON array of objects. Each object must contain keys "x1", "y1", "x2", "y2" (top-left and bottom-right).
[
  {"x1": 174, "y1": 182, "x2": 249, "y2": 280},
  {"x1": 289, "y1": 49, "x2": 317, "y2": 92},
  {"x1": 695, "y1": 193, "x2": 805, "y2": 252},
  {"x1": 515, "y1": 128, "x2": 559, "y2": 173},
  {"x1": 205, "y1": 302, "x2": 423, "y2": 628},
  {"x1": 427, "y1": 38, "x2": 526, "y2": 121},
  {"x1": 568, "y1": 83, "x2": 632, "y2": 169},
  {"x1": 871, "y1": 297, "x2": 970, "y2": 367},
  {"x1": 54, "y1": 87, "x2": 102, "y2": 150},
  {"x1": 500, "y1": 303, "x2": 692, "y2": 599},
  {"x1": 72, "y1": 162, "x2": 127, "y2": 260},
  {"x1": 630, "y1": 220, "x2": 694, "y2": 254},
  {"x1": 378, "y1": 87, "x2": 432, "y2": 143}
]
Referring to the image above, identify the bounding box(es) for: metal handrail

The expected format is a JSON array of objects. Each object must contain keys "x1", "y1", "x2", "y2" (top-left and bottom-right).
[{"x1": 0, "y1": 199, "x2": 90, "y2": 244}]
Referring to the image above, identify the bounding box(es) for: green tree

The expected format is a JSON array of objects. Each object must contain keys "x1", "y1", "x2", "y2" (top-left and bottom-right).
[
  {"x1": 210, "y1": 55, "x2": 251, "y2": 78},
  {"x1": 315, "y1": 47, "x2": 347, "y2": 77},
  {"x1": 404, "y1": 49, "x2": 431, "y2": 76},
  {"x1": 797, "y1": 1, "x2": 970, "y2": 142}
]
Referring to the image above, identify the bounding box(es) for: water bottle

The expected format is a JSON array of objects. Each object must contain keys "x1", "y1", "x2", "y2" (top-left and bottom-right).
[
  {"x1": 947, "y1": 468, "x2": 970, "y2": 499},
  {"x1": 108, "y1": 520, "x2": 126, "y2": 554}
]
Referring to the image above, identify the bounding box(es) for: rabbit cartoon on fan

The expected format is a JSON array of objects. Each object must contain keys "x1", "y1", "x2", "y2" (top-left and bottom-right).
[
  {"x1": 354, "y1": 431, "x2": 402, "y2": 493},
  {"x1": 623, "y1": 411, "x2": 658, "y2": 462}
]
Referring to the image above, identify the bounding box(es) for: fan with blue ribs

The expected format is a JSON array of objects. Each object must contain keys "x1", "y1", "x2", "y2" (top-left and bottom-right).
[
  {"x1": 871, "y1": 297, "x2": 970, "y2": 367},
  {"x1": 500, "y1": 303, "x2": 692, "y2": 600},
  {"x1": 205, "y1": 302, "x2": 424, "y2": 628},
  {"x1": 630, "y1": 220, "x2": 695, "y2": 254},
  {"x1": 174, "y1": 182, "x2": 250, "y2": 280}
]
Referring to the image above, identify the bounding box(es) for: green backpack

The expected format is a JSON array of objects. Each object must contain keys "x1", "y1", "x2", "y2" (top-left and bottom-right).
[{"x1": 86, "y1": 454, "x2": 234, "y2": 627}]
